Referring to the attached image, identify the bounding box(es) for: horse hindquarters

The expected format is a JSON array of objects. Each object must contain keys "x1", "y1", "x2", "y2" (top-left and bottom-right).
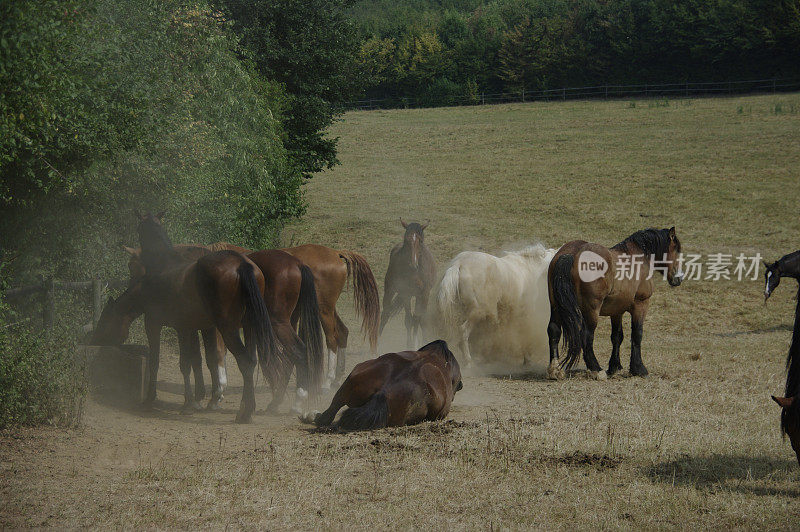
[
  {"x1": 336, "y1": 392, "x2": 389, "y2": 431},
  {"x1": 549, "y1": 255, "x2": 584, "y2": 371}
]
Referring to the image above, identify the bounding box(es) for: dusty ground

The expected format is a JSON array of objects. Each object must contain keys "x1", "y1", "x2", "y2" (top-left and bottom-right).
[{"x1": 2, "y1": 94, "x2": 800, "y2": 529}]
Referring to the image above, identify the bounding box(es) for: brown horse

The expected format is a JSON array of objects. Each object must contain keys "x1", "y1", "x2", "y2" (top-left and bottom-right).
[
  {"x1": 303, "y1": 340, "x2": 462, "y2": 431},
  {"x1": 547, "y1": 227, "x2": 684, "y2": 380},
  {"x1": 93, "y1": 213, "x2": 281, "y2": 423},
  {"x1": 204, "y1": 242, "x2": 380, "y2": 387},
  {"x1": 121, "y1": 244, "x2": 325, "y2": 414},
  {"x1": 379, "y1": 220, "x2": 436, "y2": 348}
]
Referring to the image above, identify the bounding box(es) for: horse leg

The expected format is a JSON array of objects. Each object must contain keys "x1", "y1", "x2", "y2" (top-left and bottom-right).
[
  {"x1": 189, "y1": 330, "x2": 205, "y2": 403},
  {"x1": 379, "y1": 285, "x2": 400, "y2": 335},
  {"x1": 629, "y1": 300, "x2": 650, "y2": 377},
  {"x1": 202, "y1": 328, "x2": 226, "y2": 410},
  {"x1": 546, "y1": 317, "x2": 565, "y2": 380},
  {"x1": 143, "y1": 315, "x2": 161, "y2": 407},
  {"x1": 306, "y1": 376, "x2": 355, "y2": 427},
  {"x1": 177, "y1": 330, "x2": 202, "y2": 413},
  {"x1": 220, "y1": 327, "x2": 257, "y2": 424},
  {"x1": 403, "y1": 299, "x2": 415, "y2": 348},
  {"x1": 581, "y1": 312, "x2": 606, "y2": 380},
  {"x1": 458, "y1": 320, "x2": 474, "y2": 368},
  {"x1": 414, "y1": 292, "x2": 429, "y2": 347},
  {"x1": 318, "y1": 308, "x2": 339, "y2": 391},
  {"x1": 274, "y1": 322, "x2": 310, "y2": 416},
  {"x1": 334, "y1": 312, "x2": 349, "y2": 383},
  {"x1": 607, "y1": 315, "x2": 624, "y2": 376}
]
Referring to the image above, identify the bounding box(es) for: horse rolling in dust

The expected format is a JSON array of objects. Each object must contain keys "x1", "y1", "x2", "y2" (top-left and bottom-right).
[
  {"x1": 547, "y1": 227, "x2": 684, "y2": 380},
  {"x1": 380, "y1": 220, "x2": 436, "y2": 348},
  {"x1": 302, "y1": 340, "x2": 462, "y2": 431},
  {"x1": 429, "y1": 244, "x2": 556, "y2": 368},
  {"x1": 764, "y1": 250, "x2": 800, "y2": 464}
]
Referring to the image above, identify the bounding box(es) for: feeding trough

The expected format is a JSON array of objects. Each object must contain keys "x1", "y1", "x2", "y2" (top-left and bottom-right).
[{"x1": 76, "y1": 344, "x2": 149, "y2": 404}]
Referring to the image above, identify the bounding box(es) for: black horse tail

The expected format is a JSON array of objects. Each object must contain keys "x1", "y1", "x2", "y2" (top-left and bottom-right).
[
  {"x1": 335, "y1": 392, "x2": 389, "y2": 431},
  {"x1": 551, "y1": 255, "x2": 584, "y2": 371},
  {"x1": 297, "y1": 264, "x2": 325, "y2": 396},
  {"x1": 781, "y1": 286, "x2": 800, "y2": 436},
  {"x1": 238, "y1": 261, "x2": 282, "y2": 383}
]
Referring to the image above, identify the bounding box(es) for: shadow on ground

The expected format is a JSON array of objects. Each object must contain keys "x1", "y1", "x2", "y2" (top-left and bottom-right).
[{"x1": 646, "y1": 454, "x2": 800, "y2": 497}]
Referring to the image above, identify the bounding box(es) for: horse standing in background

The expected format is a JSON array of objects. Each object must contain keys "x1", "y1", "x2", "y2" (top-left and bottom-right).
[
  {"x1": 379, "y1": 220, "x2": 436, "y2": 348},
  {"x1": 764, "y1": 249, "x2": 800, "y2": 464},
  {"x1": 547, "y1": 227, "x2": 684, "y2": 380},
  {"x1": 429, "y1": 244, "x2": 556, "y2": 367}
]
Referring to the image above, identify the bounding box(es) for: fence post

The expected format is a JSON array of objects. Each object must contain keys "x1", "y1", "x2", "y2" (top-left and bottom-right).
[
  {"x1": 562, "y1": 87, "x2": 566, "y2": 100},
  {"x1": 92, "y1": 278, "x2": 103, "y2": 328},
  {"x1": 481, "y1": 93, "x2": 485, "y2": 105},
  {"x1": 522, "y1": 88, "x2": 525, "y2": 102},
  {"x1": 41, "y1": 276, "x2": 55, "y2": 330}
]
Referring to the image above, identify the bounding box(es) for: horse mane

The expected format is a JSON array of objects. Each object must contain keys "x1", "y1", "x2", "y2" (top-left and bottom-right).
[
  {"x1": 611, "y1": 228, "x2": 678, "y2": 257},
  {"x1": 775, "y1": 250, "x2": 800, "y2": 276},
  {"x1": 503, "y1": 243, "x2": 549, "y2": 261},
  {"x1": 138, "y1": 214, "x2": 180, "y2": 272}
]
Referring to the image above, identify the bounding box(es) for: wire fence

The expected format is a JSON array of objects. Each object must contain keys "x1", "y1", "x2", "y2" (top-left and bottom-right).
[{"x1": 344, "y1": 77, "x2": 800, "y2": 111}]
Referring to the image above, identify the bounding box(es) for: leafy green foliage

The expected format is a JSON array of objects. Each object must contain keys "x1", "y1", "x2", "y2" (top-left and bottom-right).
[
  {"x1": 220, "y1": 0, "x2": 364, "y2": 179},
  {"x1": 1, "y1": 0, "x2": 302, "y2": 283},
  {"x1": 350, "y1": 0, "x2": 800, "y2": 102}
]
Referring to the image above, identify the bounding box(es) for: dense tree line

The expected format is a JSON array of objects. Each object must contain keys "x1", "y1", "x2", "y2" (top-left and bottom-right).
[{"x1": 351, "y1": 0, "x2": 800, "y2": 104}]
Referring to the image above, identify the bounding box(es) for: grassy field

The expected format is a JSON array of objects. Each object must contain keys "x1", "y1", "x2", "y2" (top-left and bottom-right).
[{"x1": 2, "y1": 93, "x2": 800, "y2": 528}]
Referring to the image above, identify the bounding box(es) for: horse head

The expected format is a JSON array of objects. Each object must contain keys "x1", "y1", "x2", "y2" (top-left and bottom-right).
[
  {"x1": 763, "y1": 260, "x2": 781, "y2": 300},
  {"x1": 90, "y1": 292, "x2": 138, "y2": 346},
  {"x1": 421, "y1": 339, "x2": 462, "y2": 394},
  {"x1": 664, "y1": 227, "x2": 683, "y2": 287},
  {"x1": 400, "y1": 218, "x2": 428, "y2": 270}
]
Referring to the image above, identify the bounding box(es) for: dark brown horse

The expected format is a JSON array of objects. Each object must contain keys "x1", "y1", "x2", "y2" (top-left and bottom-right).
[
  {"x1": 766, "y1": 250, "x2": 800, "y2": 464},
  {"x1": 303, "y1": 340, "x2": 462, "y2": 431},
  {"x1": 379, "y1": 220, "x2": 436, "y2": 348},
  {"x1": 210, "y1": 243, "x2": 380, "y2": 387},
  {"x1": 121, "y1": 244, "x2": 325, "y2": 414},
  {"x1": 92, "y1": 213, "x2": 280, "y2": 423},
  {"x1": 547, "y1": 228, "x2": 684, "y2": 380}
]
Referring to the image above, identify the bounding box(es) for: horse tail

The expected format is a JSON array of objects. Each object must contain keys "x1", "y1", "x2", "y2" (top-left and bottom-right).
[
  {"x1": 781, "y1": 286, "x2": 800, "y2": 436},
  {"x1": 334, "y1": 392, "x2": 389, "y2": 431},
  {"x1": 238, "y1": 261, "x2": 283, "y2": 382},
  {"x1": 298, "y1": 264, "x2": 325, "y2": 396},
  {"x1": 434, "y1": 263, "x2": 464, "y2": 336},
  {"x1": 339, "y1": 250, "x2": 380, "y2": 352},
  {"x1": 551, "y1": 254, "x2": 584, "y2": 371}
]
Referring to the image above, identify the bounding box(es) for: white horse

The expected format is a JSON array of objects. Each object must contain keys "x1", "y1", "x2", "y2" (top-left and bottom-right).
[{"x1": 427, "y1": 244, "x2": 556, "y2": 367}]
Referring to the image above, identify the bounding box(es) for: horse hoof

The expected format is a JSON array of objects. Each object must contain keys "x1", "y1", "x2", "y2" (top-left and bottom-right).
[
  {"x1": 630, "y1": 365, "x2": 649, "y2": 377},
  {"x1": 607, "y1": 365, "x2": 623, "y2": 376},
  {"x1": 590, "y1": 370, "x2": 607, "y2": 381},
  {"x1": 206, "y1": 398, "x2": 222, "y2": 411},
  {"x1": 547, "y1": 366, "x2": 565, "y2": 380}
]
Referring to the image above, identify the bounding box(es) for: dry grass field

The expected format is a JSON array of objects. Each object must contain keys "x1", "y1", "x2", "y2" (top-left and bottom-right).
[{"x1": 2, "y1": 94, "x2": 800, "y2": 529}]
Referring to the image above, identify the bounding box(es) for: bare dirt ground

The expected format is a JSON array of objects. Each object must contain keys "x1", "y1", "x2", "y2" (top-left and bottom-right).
[{"x1": 3, "y1": 94, "x2": 800, "y2": 529}]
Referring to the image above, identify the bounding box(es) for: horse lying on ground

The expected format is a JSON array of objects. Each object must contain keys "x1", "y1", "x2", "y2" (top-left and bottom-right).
[
  {"x1": 302, "y1": 340, "x2": 462, "y2": 431},
  {"x1": 428, "y1": 244, "x2": 556, "y2": 367},
  {"x1": 766, "y1": 249, "x2": 800, "y2": 464},
  {"x1": 548, "y1": 227, "x2": 684, "y2": 380}
]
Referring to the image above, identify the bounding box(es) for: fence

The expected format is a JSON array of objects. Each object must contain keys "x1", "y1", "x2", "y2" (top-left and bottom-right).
[
  {"x1": 5, "y1": 277, "x2": 127, "y2": 331},
  {"x1": 345, "y1": 77, "x2": 800, "y2": 111}
]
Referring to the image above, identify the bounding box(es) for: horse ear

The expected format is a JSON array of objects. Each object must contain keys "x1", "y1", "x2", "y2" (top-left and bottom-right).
[
  {"x1": 400, "y1": 218, "x2": 408, "y2": 228},
  {"x1": 122, "y1": 245, "x2": 138, "y2": 257},
  {"x1": 421, "y1": 220, "x2": 429, "y2": 231},
  {"x1": 772, "y1": 395, "x2": 795, "y2": 408},
  {"x1": 155, "y1": 211, "x2": 165, "y2": 222},
  {"x1": 668, "y1": 226, "x2": 676, "y2": 239}
]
